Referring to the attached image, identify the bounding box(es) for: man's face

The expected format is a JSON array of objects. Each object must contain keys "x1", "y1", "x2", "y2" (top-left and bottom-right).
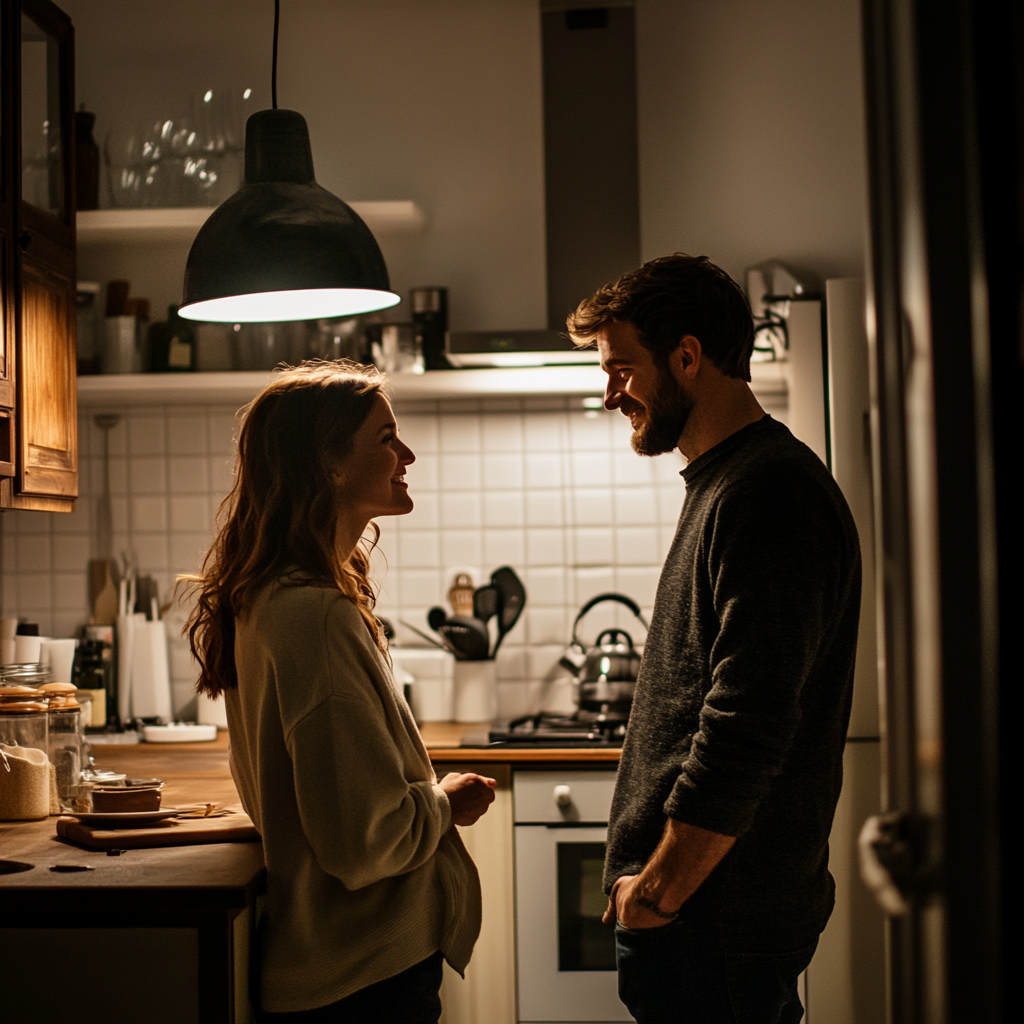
[{"x1": 597, "y1": 321, "x2": 693, "y2": 457}]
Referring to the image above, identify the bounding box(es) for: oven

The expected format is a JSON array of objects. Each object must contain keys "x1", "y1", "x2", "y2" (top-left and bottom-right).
[{"x1": 513, "y1": 769, "x2": 633, "y2": 1023}]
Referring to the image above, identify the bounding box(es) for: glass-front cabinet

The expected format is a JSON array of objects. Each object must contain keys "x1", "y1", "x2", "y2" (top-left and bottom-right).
[{"x1": 0, "y1": 0, "x2": 77, "y2": 511}]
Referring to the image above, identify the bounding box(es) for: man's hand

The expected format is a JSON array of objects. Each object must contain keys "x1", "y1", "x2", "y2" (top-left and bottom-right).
[
  {"x1": 438, "y1": 772, "x2": 497, "y2": 826},
  {"x1": 602, "y1": 874, "x2": 678, "y2": 929},
  {"x1": 602, "y1": 819, "x2": 737, "y2": 930}
]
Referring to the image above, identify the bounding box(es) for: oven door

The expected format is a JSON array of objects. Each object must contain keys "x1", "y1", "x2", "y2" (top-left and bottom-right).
[{"x1": 514, "y1": 824, "x2": 634, "y2": 1022}]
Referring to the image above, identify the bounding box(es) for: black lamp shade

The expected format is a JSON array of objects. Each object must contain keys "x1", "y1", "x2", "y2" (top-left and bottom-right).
[{"x1": 179, "y1": 110, "x2": 399, "y2": 322}]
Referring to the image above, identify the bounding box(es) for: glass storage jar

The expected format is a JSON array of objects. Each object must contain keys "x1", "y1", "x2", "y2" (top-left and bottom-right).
[{"x1": 47, "y1": 707, "x2": 83, "y2": 812}]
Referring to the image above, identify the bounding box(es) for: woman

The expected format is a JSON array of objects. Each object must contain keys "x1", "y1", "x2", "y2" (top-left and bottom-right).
[{"x1": 185, "y1": 361, "x2": 496, "y2": 1022}]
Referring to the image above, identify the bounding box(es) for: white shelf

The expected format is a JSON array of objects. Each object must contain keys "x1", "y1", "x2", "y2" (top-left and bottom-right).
[
  {"x1": 77, "y1": 200, "x2": 427, "y2": 245},
  {"x1": 76, "y1": 366, "x2": 607, "y2": 407},
  {"x1": 76, "y1": 363, "x2": 787, "y2": 408}
]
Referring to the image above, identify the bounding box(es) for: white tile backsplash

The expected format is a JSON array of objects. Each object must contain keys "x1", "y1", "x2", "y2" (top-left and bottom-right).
[
  {"x1": 481, "y1": 414, "x2": 523, "y2": 453},
  {"x1": 167, "y1": 414, "x2": 210, "y2": 455},
  {"x1": 482, "y1": 529, "x2": 526, "y2": 567},
  {"x1": 440, "y1": 453, "x2": 482, "y2": 491},
  {"x1": 128, "y1": 456, "x2": 167, "y2": 494},
  {"x1": 482, "y1": 453, "x2": 524, "y2": 490},
  {"x1": 482, "y1": 491, "x2": 524, "y2": 528},
  {"x1": 524, "y1": 451, "x2": 563, "y2": 488},
  {"x1": 128, "y1": 416, "x2": 167, "y2": 456},
  {"x1": 168, "y1": 456, "x2": 210, "y2": 493},
  {"x1": 440, "y1": 414, "x2": 481, "y2": 453},
  {"x1": 525, "y1": 489, "x2": 563, "y2": 527},
  {"x1": 2, "y1": 399, "x2": 686, "y2": 718}
]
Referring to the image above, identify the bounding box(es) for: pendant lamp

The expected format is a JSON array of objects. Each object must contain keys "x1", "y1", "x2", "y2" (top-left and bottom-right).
[{"x1": 178, "y1": 2, "x2": 399, "y2": 323}]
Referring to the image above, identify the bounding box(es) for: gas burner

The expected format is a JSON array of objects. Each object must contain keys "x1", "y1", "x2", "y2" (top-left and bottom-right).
[{"x1": 467, "y1": 712, "x2": 626, "y2": 748}]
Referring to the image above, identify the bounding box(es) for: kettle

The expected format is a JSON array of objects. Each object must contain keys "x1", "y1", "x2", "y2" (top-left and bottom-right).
[{"x1": 560, "y1": 593, "x2": 649, "y2": 725}]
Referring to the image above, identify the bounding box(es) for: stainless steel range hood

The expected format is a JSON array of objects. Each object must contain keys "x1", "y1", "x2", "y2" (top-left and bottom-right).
[{"x1": 446, "y1": 330, "x2": 598, "y2": 368}]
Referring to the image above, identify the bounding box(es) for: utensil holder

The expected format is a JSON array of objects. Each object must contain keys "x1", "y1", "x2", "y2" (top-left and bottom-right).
[{"x1": 453, "y1": 659, "x2": 497, "y2": 723}]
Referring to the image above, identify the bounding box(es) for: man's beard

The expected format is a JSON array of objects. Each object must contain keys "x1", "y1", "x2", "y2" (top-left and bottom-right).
[{"x1": 625, "y1": 366, "x2": 693, "y2": 457}]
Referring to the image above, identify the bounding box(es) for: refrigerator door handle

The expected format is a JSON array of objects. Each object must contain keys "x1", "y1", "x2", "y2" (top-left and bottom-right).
[{"x1": 858, "y1": 811, "x2": 940, "y2": 916}]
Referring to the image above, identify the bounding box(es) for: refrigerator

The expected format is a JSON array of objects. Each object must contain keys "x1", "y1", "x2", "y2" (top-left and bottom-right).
[{"x1": 782, "y1": 279, "x2": 887, "y2": 1023}]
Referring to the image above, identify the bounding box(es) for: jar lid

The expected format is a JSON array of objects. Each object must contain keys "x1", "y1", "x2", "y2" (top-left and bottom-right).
[
  {"x1": 0, "y1": 703, "x2": 48, "y2": 714},
  {"x1": 39, "y1": 682, "x2": 77, "y2": 694},
  {"x1": 0, "y1": 663, "x2": 51, "y2": 684}
]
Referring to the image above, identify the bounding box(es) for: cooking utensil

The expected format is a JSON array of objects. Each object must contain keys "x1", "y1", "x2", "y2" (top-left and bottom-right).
[
  {"x1": 490, "y1": 566, "x2": 526, "y2": 655},
  {"x1": 89, "y1": 414, "x2": 121, "y2": 624},
  {"x1": 473, "y1": 584, "x2": 500, "y2": 625},
  {"x1": 448, "y1": 573, "x2": 475, "y2": 618},
  {"x1": 438, "y1": 616, "x2": 491, "y2": 660},
  {"x1": 427, "y1": 606, "x2": 448, "y2": 632},
  {"x1": 399, "y1": 620, "x2": 450, "y2": 652}
]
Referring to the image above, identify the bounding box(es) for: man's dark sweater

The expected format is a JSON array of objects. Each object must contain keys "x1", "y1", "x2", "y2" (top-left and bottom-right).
[{"x1": 604, "y1": 416, "x2": 860, "y2": 952}]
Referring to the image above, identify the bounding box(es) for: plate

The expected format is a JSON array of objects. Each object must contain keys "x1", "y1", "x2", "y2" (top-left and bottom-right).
[
  {"x1": 62, "y1": 809, "x2": 180, "y2": 828},
  {"x1": 142, "y1": 724, "x2": 218, "y2": 743}
]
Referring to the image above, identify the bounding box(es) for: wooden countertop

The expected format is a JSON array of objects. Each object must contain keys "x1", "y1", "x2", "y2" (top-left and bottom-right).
[
  {"x1": 0, "y1": 722, "x2": 616, "y2": 907},
  {"x1": 0, "y1": 731, "x2": 263, "y2": 913}
]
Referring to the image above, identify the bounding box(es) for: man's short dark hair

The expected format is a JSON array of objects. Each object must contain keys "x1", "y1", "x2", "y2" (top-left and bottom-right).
[{"x1": 566, "y1": 254, "x2": 755, "y2": 381}]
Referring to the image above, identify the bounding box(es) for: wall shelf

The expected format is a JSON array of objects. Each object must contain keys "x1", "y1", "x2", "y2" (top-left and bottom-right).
[
  {"x1": 76, "y1": 363, "x2": 788, "y2": 408},
  {"x1": 77, "y1": 201, "x2": 427, "y2": 245}
]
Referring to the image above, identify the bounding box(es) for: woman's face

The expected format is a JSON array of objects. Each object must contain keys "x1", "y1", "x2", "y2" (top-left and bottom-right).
[{"x1": 334, "y1": 393, "x2": 416, "y2": 522}]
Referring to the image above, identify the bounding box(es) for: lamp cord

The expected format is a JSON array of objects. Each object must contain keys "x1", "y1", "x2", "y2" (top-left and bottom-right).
[{"x1": 272, "y1": 0, "x2": 280, "y2": 109}]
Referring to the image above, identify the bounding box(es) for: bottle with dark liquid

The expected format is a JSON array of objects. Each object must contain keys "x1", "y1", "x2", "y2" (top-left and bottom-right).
[
  {"x1": 74, "y1": 106, "x2": 100, "y2": 210},
  {"x1": 411, "y1": 287, "x2": 451, "y2": 370}
]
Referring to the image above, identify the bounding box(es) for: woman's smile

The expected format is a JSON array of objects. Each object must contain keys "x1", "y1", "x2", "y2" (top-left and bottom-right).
[{"x1": 334, "y1": 394, "x2": 416, "y2": 529}]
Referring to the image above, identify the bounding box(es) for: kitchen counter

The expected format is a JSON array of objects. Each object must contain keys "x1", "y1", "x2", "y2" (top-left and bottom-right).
[
  {"x1": 0, "y1": 732, "x2": 263, "y2": 910},
  {"x1": 0, "y1": 728, "x2": 614, "y2": 1023},
  {"x1": 0, "y1": 732, "x2": 263, "y2": 1024},
  {"x1": 1, "y1": 726, "x2": 614, "y2": 889}
]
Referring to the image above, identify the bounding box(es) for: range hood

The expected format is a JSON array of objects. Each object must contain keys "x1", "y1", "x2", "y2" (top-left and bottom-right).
[
  {"x1": 444, "y1": 7, "x2": 636, "y2": 372},
  {"x1": 446, "y1": 330, "x2": 598, "y2": 368}
]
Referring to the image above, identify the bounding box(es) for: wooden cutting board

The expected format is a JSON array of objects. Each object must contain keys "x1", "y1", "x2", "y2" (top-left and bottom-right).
[{"x1": 56, "y1": 811, "x2": 261, "y2": 850}]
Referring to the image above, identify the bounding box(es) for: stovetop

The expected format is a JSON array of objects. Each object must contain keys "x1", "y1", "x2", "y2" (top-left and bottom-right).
[{"x1": 461, "y1": 712, "x2": 626, "y2": 749}]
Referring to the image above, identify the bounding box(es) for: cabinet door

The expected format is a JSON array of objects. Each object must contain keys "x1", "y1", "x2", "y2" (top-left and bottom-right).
[
  {"x1": 0, "y1": 2, "x2": 16, "y2": 478},
  {"x1": 17, "y1": 245, "x2": 74, "y2": 496},
  {"x1": 10, "y1": 0, "x2": 75, "y2": 506}
]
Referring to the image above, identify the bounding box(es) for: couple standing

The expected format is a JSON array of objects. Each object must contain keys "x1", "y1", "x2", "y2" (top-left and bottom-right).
[{"x1": 186, "y1": 254, "x2": 860, "y2": 1023}]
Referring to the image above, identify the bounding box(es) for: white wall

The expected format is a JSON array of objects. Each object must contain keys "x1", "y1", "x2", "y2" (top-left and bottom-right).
[
  {"x1": 63, "y1": 0, "x2": 549, "y2": 331},
  {"x1": 63, "y1": 0, "x2": 866, "y2": 325},
  {"x1": 637, "y1": 0, "x2": 868, "y2": 286}
]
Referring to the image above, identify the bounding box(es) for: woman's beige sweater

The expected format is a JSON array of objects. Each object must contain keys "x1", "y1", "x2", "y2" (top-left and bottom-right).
[{"x1": 225, "y1": 582, "x2": 481, "y2": 1013}]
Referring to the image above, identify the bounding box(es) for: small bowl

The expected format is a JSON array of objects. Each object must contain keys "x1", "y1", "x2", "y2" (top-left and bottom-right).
[{"x1": 91, "y1": 787, "x2": 163, "y2": 813}]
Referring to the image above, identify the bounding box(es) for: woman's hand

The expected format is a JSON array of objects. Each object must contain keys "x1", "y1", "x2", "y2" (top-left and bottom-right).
[{"x1": 438, "y1": 772, "x2": 497, "y2": 826}]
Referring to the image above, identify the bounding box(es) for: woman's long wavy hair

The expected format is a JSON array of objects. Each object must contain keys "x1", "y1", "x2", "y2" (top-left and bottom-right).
[{"x1": 183, "y1": 360, "x2": 388, "y2": 698}]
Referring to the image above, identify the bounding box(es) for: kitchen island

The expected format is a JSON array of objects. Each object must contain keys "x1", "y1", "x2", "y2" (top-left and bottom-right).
[
  {"x1": 0, "y1": 727, "x2": 617, "y2": 1024},
  {"x1": 0, "y1": 733, "x2": 264, "y2": 1024}
]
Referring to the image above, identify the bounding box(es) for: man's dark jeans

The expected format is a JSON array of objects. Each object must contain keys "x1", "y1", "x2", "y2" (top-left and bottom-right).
[{"x1": 616, "y1": 916, "x2": 817, "y2": 1023}]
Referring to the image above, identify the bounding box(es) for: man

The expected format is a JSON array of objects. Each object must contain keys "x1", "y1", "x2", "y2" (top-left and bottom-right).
[{"x1": 568, "y1": 254, "x2": 860, "y2": 1023}]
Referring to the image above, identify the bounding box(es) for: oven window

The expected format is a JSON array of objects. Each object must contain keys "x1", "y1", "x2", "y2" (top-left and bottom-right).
[{"x1": 556, "y1": 841, "x2": 617, "y2": 971}]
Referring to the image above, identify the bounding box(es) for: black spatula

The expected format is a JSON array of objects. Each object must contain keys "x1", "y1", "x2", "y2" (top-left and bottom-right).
[{"x1": 490, "y1": 566, "x2": 526, "y2": 656}]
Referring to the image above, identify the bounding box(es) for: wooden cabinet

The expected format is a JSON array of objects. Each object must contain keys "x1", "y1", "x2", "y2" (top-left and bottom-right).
[{"x1": 0, "y1": 0, "x2": 77, "y2": 512}]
